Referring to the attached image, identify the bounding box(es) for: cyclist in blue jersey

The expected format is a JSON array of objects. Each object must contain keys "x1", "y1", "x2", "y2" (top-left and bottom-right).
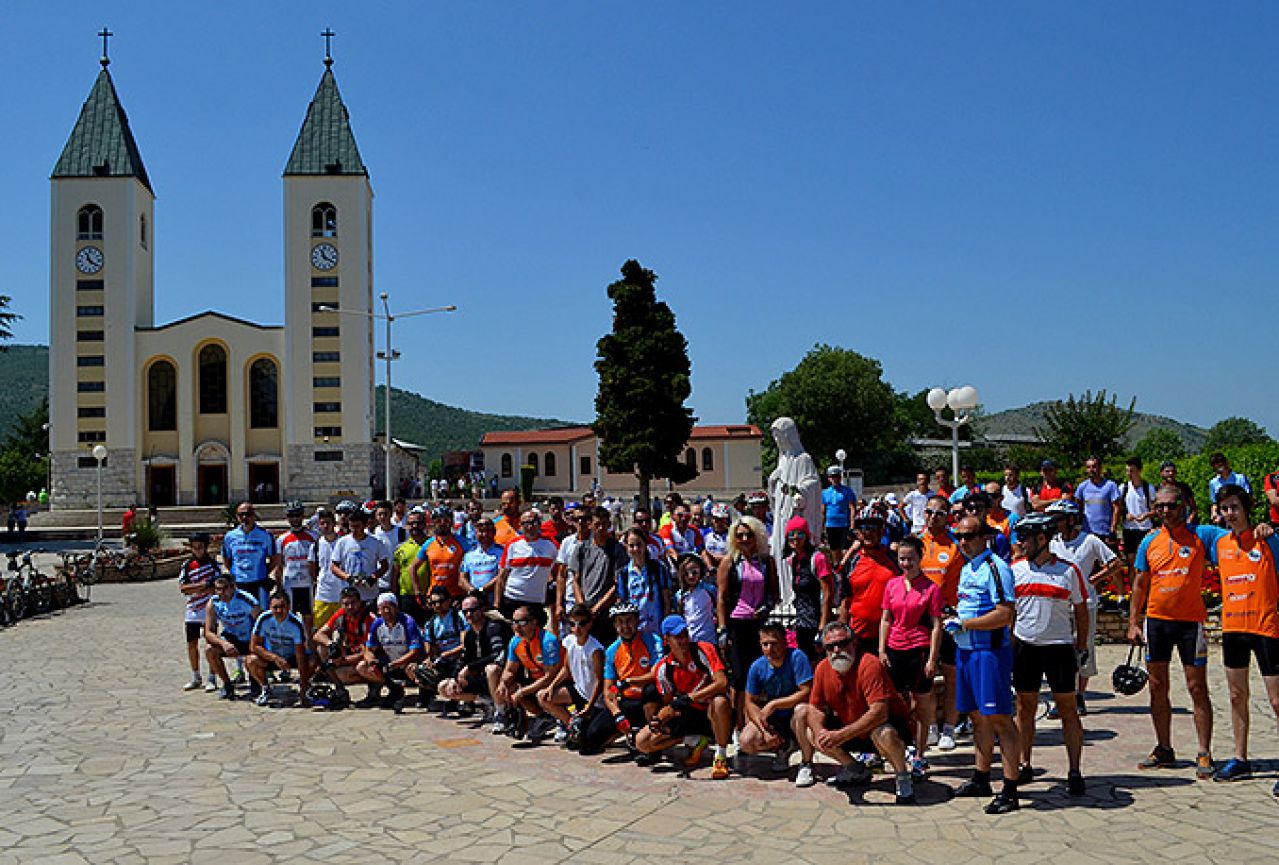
[
  {"x1": 247, "y1": 590, "x2": 312, "y2": 706},
  {"x1": 203, "y1": 575, "x2": 262, "y2": 701},
  {"x1": 221, "y1": 502, "x2": 279, "y2": 608}
]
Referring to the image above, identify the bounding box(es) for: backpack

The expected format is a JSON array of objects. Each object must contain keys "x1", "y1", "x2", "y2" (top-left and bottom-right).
[{"x1": 1118, "y1": 480, "x2": 1155, "y2": 519}]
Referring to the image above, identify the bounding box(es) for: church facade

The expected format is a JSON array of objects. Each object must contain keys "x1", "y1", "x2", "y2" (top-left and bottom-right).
[{"x1": 48, "y1": 52, "x2": 379, "y2": 508}]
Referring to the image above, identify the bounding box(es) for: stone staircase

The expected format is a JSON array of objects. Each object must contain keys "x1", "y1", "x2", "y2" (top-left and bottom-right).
[{"x1": 18, "y1": 503, "x2": 295, "y2": 542}]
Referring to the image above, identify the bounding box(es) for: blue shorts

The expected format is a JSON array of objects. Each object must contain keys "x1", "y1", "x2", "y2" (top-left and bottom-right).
[{"x1": 955, "y1": 645, "x2": 1014, "y2": 717}]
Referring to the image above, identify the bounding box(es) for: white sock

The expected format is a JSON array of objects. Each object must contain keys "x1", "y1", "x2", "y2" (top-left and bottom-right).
[{"x1": 714, "y1": 745, "x2": 726, "y2": 759}]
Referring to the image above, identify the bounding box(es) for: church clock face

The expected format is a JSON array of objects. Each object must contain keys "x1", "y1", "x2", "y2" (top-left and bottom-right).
[
  {"x1": 76, "y1": 246, "x2": 104, "y2": 274},
  {"x1": 311, "y1": 243, "x2": 339, "y2": 271}
]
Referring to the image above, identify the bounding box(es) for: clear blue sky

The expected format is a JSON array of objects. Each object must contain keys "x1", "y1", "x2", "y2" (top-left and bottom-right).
[{"x1": 5, "y1": 3, "x2": 1275, "y2": 436}]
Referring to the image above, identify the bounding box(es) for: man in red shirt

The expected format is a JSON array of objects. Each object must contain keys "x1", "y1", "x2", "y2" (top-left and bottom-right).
[
  {"x1": 1264, "y1": 470, "x2": 1279, "y2": 528},
  {"x1": 792, "y1": 621, "x2": 915, "y2": 802},
  {"x1": 1031, "y1": 460, "x2": 1074, "y2": 511},
  {"x1": 839, "y1": 515, "x2": 901, "y2": 645}
]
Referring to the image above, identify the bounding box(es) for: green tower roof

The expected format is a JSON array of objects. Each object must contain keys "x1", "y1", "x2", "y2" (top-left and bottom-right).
[
  {"x1": 284, "y1": 66, "x2": 367, "y2": 177},
  {"x1": 52, "y1": 67, "x2": 153, "y2": 193}
]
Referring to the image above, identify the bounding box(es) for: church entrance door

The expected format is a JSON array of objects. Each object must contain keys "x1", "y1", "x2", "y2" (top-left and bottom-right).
[
  {"x1": 147, "y1": 466, "x2": 176, "y2": 507},
  {"x1": 248, "y1": 463, "x2": 280, "y2": 504},
  {"x1": 197, "y1": 465, "x2": 228, "y2": 506}
]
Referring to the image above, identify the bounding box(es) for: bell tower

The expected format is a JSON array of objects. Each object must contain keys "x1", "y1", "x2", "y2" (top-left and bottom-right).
[
  {"x1": 282, "y1": 32, "x2": 376, "y2": 500},
  {"x1": 48, "y1": 32, "x2": 154, "y2": 507}
]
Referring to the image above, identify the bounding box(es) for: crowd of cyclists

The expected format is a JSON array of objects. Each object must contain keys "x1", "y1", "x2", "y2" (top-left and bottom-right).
[{"x1": 179, "y1": 449, "x2": 1279, "y2": 813}]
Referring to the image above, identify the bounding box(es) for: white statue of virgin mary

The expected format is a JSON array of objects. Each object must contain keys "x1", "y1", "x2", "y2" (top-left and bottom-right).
[{"x1": 767, "y1": 417, "x2": 822, "y2": 605}]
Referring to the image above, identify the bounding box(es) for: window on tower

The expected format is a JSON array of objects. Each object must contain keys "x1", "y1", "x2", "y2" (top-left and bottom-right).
[
  {"x1": 140, "y1": 214, "x2": 147, "y2": 249},
  {"x1": 148, "y1": 361, "x2": 177, "y2": 431},
  {"x1": 198, "y1": 344, "x2": 228, "y2": 415},
  {"x1": 312, "y1": 203, "x2": 338, "y2": 238},
  {"x1": 77, "y1": 204, "x2": 103, "y2": 240},
  {"x1": 249, "y1": 358, "x2": 279, "y2": 429}
]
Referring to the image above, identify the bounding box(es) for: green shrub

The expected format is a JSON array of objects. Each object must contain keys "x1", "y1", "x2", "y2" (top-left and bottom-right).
[{"x1": 1171, "y1": 442, "x2": 1279, "y2": 525}]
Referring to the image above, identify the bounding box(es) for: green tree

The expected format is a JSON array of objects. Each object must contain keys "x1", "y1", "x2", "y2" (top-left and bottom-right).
[
  {"x1": 745, "y1": 344, "x2": 904, "y2": 478},
  {"x1": 0, "y1": 294, "x2": 18, "y2": 349},
  {"x1": 1132, "y1": 428, "x2": 1185, "y2": 467},
  {"x1": 1204, "y1": 416, "x2": 1272, "y2": 451},
  {"x1": 0, "y1": 450, "x2": 44, "y2": 505},
  {"x1": 1034, "y1": 390, "x2": 1135, "y2": 465},
  {"x1": 593, "y1": 260, "x2": 696, "y2": 505},
  {"x1": 3, "y1": 396, "x2": 48, "y2": 456}
]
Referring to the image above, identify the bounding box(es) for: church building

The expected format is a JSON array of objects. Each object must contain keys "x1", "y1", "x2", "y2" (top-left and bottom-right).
[{"x1": 48, "y1": 44, "x2": 379, "y2": 508}]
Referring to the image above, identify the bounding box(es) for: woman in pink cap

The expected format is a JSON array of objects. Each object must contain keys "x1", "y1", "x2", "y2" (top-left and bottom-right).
[{"x1": 784, "y1": 516, "x2": 834, "y2": 664}]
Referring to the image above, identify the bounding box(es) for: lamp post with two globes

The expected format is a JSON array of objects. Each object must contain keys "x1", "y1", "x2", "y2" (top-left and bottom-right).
[{"x1": 926, "y1": 385, "x2": 979, "y2": 487}]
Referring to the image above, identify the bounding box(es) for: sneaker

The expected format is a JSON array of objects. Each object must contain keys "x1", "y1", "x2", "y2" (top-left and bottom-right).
[
  {"x1": 490, "y1": 719, "x2": 509, "y2": 736},
  {"x1": 937, "y1": 726, "x2": 957, "y2": 751},
  {"x1": 183, "y1": 677, "x2": 202, "y2": 691},
  {"x1": 895, "y1": 773, "x2": 916, "y2": 805},
  {"x1": 1017, "y1": 764, "x2": 1034, "y2": 785},
  {"x1": 553, "y1": 723, "x2": 569, "y2": 745},
  {"x1": 1195, "y1": 752, "x2": 1215, "y2": 780},
  {"x1": 204, "y1": 677, "x2": 219, "y2": 693},
  {"x1": 954, "y1": 777, "x2": 993, "y2": 798},
  {"x1": 795, "y1": 762, "x2": 816, "y2": 788},
  {"x1": 219, "y1": 684, "x2": 237, "y2": 701},
  {"x1": 1067, "y1": 770, "x2": 1086, "y2": 796},
  {"x1": 910, "y1": 757, "x2": 930, "y2": 779},
  {"x1": 828, "y1": 761, "x2": 871, "y2": 788},
  {"x1": 684, "y1": 736, "x2": 709, "y2": 769},
  {"x1": 1046, "y1": 703, "x2": 1061, "y2": 720},
  {"x1": 711, "y1": 755, "x2": 730, "y2": 780},
  {"x1": 926, "y1": 724, "x2": 940, "y2": 747},
  {"x1": 1272, "y1": 778, "x2": 1279, "y2": 798},
  {"x1": 634, "y1": 751, "x2": 659, "y2": 767},
  {"x1": 254, "y1": 691, "x2": 271, "y2": 707},
  {"x1": 526, "y1": 715, "x2": 556, "y2": 744},
  {"x1": 231, "y1": 669, "x2": 246, "y2": 686},
  {"x1": 773, "y1": 741, "x2": 798, "y2": 772},
  {"x1": 985, "y1": 791, "x2": 1019, "y2": 815},
  {"x1": 355, "y1": 687, "x2": 383, "y2": 709},
  {"x1": 248, "y1": 682, "x2": 262, "y2": 701},
  {"x1": 1138, "y1": 745, "x2": 1176, "y2": 770},
  {"x1": 1213, "y1": 758, "x2": 1253, "y2": 782},
  {"x1": 381, "y1": 684, "x2": 406, "y2": 712},
  {"x1": 1076, "y1": 693, "x2": 1088, "y2": 717},
  {"x1": 955, "y1": 717, "x2": 974, "y2": 737}
]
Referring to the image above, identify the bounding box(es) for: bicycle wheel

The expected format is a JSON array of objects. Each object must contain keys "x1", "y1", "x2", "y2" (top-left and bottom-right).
[{"x1": 78, "y1": 554, "x2": 102, "y2": 586}]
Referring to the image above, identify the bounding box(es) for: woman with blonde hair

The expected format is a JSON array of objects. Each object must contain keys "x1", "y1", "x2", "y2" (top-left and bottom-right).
[{"x1": 717, "y1": 516, "x2": 780, "y2": 726}]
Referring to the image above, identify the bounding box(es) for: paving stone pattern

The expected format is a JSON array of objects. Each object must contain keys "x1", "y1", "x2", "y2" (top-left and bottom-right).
[{"x1": 2, "y1": 575, "x2": 1279, "y2": 864}]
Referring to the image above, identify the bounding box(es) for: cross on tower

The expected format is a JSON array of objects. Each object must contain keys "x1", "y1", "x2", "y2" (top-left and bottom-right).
[
  {"x1": 321, "y1": 28, "x2": 335, "y2": 66},
  {"x1": 99, "y1": 27, "x2": 113, "y2": 68}
]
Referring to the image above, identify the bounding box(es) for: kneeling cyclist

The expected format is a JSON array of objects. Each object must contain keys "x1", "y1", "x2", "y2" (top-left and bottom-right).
[
  {"x1": 248, "y1": 590, "x2": 312, "y2": 707},
  {"x1": 203, "y1": 576, "x2": 261, "y2": 701}
]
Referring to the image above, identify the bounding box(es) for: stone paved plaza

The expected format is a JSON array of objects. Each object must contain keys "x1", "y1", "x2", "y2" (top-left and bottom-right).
[{"x1": 2, "y1": 575, "x2": 1278, "y2": 864}]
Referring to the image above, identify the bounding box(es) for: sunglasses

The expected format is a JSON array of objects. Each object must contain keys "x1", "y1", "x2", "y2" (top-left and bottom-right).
[
  {"x1": 735, "y1": 532, "x2": 755, "y2": 540},
  {"x1": 1154, "y1": 502, "x2": 1183, "y2": 510},
  {"x1": 570, "y1": 619, "x2": 591, "y2": 628},
  {"x1": 511, "y1": 618, "x2": 533, "y2": 625},
  {"x1": 953, "y1": 530, "x2": 986, "y2": 540},
  {"x1": 237, "y1": 511, "x2": 254, "y2": 518},
  {"x1": 786, "y1": 531, "x2": 806, "y2": 540},
  {"x1": 824, "y1": 637, "x2": 853, "y2": 651},
  {"x1": 461, "y1": 607, "x2": 482, "y2": 614},
  {"x1": 924, "y1": 508, "x2": 946, "y2": 517}
]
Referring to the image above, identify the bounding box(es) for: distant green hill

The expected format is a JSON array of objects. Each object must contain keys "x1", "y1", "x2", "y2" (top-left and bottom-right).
[
  {"x1": 976, "y1": 401, "x2": 1209, "y2": 452},
  {"x1": 0, "y1": 345, "x2": 571, "y2": 460},
  {"x1": 374, "y1": 386, "x2": 576, "y2": 462},
  {"x1": 0, "y1": 345, "x2": 48, "y2": 436}
]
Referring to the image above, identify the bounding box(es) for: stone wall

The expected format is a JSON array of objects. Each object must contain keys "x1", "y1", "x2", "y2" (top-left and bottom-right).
[
  {"x1": 1096, "y1": 609, "x2": 1222, "y2": 645},
  {"x1": 285, "y1": 443, "x2": 377, "y2": 504},
  {"x1": 50, "y1": 449, "x2": 135, "y2": 510}
]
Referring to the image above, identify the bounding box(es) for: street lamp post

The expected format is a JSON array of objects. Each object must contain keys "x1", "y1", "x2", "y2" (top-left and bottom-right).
[
  {"x1": 926, "y1": 385, "x2": 979, "y2": 487},
  {"x1": 835, "y1": 448, "x2": 847, "y2": 477},
  {"x1": 92, "y1": 443, "x2": 108, "y2": 544},
  {"x1": 319, "y1": 294, "x2": 456, "y2": 501}
]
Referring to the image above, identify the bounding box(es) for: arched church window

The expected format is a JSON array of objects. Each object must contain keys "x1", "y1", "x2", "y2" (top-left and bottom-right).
[
  {"x1": 311, "y1": 203, "x2": 338, "y2": 238},
  {"x1": 147, "y1": 361, "x2": 176, "y2": 431},
  {"x1": 198, "y1": 344, "x2": 228, "y2": 414},
  {"x1": 544, "y1": 452, "x2": 557, "y2": 477},
  {"x1": 701, "y1": 447, "x2": 714, "y2": 472},
  {"x1": 78, "y1": 204, "x2": 103, "y2": 240},
  {"x1": 529, "y1": 452, "x2": 540, "y2": 477},
  {"x1": 249, "y1": 358, "x2": 279, "y2": 429}
]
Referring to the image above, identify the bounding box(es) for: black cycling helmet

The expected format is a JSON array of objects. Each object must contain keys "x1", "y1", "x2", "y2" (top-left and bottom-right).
[
  {"x1": 335, "y1": 499, "x2": 358, "y2": 515},
  {"x1": 609, "y1": 601, "x2": 640, "y2": 619},
  {"x1": 284, "y1": 500, "x2": 305, "y2": 517},
  {"x1": 431, "y1": 505, "x2": 454, "y2": 522},
  {"x1": 1015, "y1": 512, "x2": 1057, "y2": 537},
  {"x1": 1044, "y1": 499, "x2": 1080, "y2": 518},
  {"x1": 188, "y1": 531, "x2": 211, "y2": 545},
  {"x1": 1112, "y1": 645, "x2": 1149, "y2": 696}
]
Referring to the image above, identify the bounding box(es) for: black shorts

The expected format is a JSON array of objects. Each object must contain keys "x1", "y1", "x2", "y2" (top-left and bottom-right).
[
  {"x1": 825, "y1": 526, "x2": 850, "y2": 550},
  {"x1": 939, "y1": 630, "x2": 957, "y2": 666},
  {"x1": 184, "y1": 621, "x2": 204, "y2": 642},
  {"x1": 1145, "y1": 619, "x2": 1208, "y2": 667},
  {"x1": 458, "y1": 665, "x2": 491, "y2": 697},
  {"x1": 1122, "y1": 529, "x2": 1149, "y2": 559},
  {"x1": 219, "y1": 634, "x2": 251, "y2": 655},
  {"x1": 664, "y1": 703, "x2": 714, "y2": 739},
  {"x1": 758, "y1": 709, "x2": 796, "y2": 742},
  {"x1": 885, "y1": 646, "x2": 931, "y2": 695},
  {"x1": 1012, "y1": 640, "x2": 1077, "y2": 694},
  {"x1": 1222, "y1": 632, "x2": 1279, "y2": 677},
  {"x1": 727, "y1": 618, "x2": 764, "y2": 689},
  {"x1": 620, "y1": 691, "x2": 657, "y2": 729},
  {"x1": 289, "y1": 586, "x2": 314, "y2": 613}
]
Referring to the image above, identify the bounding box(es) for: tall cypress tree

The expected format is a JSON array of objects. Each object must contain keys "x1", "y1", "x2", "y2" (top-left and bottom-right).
[{"x1": 593, "y1": 260, "x2": 697, "y2": 505}]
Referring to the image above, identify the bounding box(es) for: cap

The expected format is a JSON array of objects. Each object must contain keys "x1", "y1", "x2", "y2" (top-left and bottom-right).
[
  {"x1": 826, "y1": 465, "x2": 843, "y2": 476},
  {"x1": 1040, "y1": 459, "x2": 1057, "y2": 470},
  {"x1": 188, "y1": 531, "x2": 211, "y2": 544},
  {"x1": 884, "y1": 492, "x2": 899, "y2": 505},
  {"x1": 746, "y1": 491, "x2": 768, "y2": 505},
  {"x1": 376, "y1": 592, "x2": 398, "y2": 608},
  {"x1": 660, "y1": 615, "x2": 689, "y2": 637}
]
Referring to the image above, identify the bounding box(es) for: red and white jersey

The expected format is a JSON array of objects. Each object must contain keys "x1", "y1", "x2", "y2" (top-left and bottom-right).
[
  {"x1": 1011, "y1": 556, "x2": 1085, "y2": 646},
  {"x1": 275, "y1": 528, "x2": 316, "y2": 589},
  {"x1": 499, "y1": 537, "x2": 558, "y2": 604}
]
